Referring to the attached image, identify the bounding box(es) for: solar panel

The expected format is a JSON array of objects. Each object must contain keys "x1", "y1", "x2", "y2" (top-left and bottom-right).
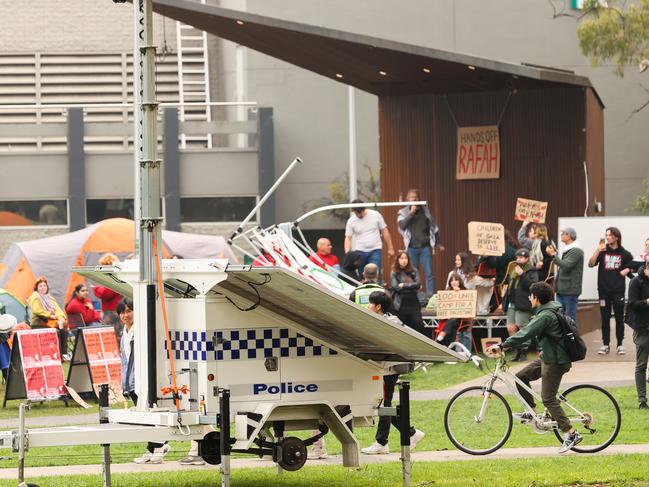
[{"x1": 215, "y1": 267, "x2": 465, "y2": 363}]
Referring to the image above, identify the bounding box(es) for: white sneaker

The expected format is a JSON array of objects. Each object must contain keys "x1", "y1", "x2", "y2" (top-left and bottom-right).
[
  {"x1": 179, "y1": 455, "x2": 205, "y2": 466},
  {"x1": 597, "y1": 345, "x2": 610, "y2": 355},
  {"x1": 409, "y1": 429, "x2": 425, "y2": 450},
  {"x1": 361, "y1": 442, "x2": 389, "y2": 455},
  {"x1": 134, "y1": 444, "x2": 170, "y2": 464},
  {"x1": 307, "y1": 445, "x2": 328, "y2": 459},
  {"x1": 616, "y1": 345, "x2": 626, "y2": 355}
]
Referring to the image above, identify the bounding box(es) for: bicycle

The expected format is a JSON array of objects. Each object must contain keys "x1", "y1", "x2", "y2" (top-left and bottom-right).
[{"x1": 443, "y1": 352, "x2": 621, "y2": 455}]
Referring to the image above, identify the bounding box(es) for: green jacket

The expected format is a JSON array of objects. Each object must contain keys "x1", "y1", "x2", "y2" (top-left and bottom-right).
[
  {"x1": 553, "y1": 246, "x2": 584, "y2": 296},
  {"x1": 502, "y1": 301, "x2": 571, "y2": 364}
]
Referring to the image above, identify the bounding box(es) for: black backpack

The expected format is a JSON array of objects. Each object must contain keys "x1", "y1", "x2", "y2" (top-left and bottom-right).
[{"x1": 551, "y1": 309, "x2": 587, "y2": 362}]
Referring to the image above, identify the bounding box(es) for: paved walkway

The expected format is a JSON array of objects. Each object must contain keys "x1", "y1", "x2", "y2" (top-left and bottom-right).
[{"x1": 2, "y1": 443, "x2": 649, "y2": 480}]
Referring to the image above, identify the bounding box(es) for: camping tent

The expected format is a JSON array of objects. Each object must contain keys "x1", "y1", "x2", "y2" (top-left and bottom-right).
[
  {"x1": 0, "y1": 289, "x2": 28, "y2": 323},
  {"x1": 0, "y1": 218, "x2": 237, "y2": 304}
]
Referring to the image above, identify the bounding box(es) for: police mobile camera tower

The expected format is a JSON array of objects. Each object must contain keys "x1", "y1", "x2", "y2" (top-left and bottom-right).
[{"x1": 0, "y1": 1, "x2": 463, "y2": 486}]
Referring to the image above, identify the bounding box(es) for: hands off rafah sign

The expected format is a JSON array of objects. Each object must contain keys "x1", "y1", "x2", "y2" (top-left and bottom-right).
[
  {"x1": 514, "y1": 198, "x2": 548, "y2": 224},
  {"x1": 437, "y1": 290, "x2": 478, "y2": 319},
  {"x1": 468, "y1": 221, "x2": 505, "y2": 256},
  {"x1": 456, "y1": 126, "x2": 500, "y2": 180}
]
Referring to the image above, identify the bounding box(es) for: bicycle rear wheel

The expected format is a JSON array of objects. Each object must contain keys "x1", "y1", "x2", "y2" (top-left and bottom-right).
[
  {"x1": 552, "y1": 384, "x2": 621, "y2": 453},
  {"x1": 444, "y1": 386, "x2": 513, "y2": 455}
]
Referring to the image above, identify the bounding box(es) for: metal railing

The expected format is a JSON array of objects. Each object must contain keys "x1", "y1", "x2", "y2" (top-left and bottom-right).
[{"x1": 0, "y1": 101, "x2": 258, "y2": 152}]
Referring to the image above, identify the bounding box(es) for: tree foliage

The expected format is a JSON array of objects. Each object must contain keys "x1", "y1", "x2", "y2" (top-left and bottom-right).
[
  {"x1": 576, "y1": 0, "x2": 649, "y2": 77},
  {"x1": 304, "y1": 164, "x2": 381, "y2": 223}
]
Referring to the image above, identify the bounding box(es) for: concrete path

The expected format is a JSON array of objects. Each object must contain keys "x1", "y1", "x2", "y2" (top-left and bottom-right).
[
  {"x1": 0, "y1": 412, "x2": 98, "y2": 430},
  {"x1": 3, "y1": 443, "x2": 649, "y2": 480}
]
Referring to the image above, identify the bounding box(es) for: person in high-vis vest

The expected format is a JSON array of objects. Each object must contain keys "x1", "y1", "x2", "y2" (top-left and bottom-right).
[{"x1": 348, "y1": 263, "x2": 385, "y2": 307}]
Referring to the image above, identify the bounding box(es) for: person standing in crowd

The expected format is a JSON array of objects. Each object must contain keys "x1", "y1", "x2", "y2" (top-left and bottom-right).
[
  {"x1": 627, "y1": 258, "x2": 649, "y2": 409},
  {"x1": 27, "y1": 276, "x2": 69, "y2": 359},
  {"x1": 65, "y1": 284, "x2": 102, "y2": 327},
  {"x1": 397, "y1": 189, "x2": 443, "y2": 298},
  {"x1": 496, "y1": 229, "x2": 520, "y2": 285},
  {"x1": 340, "y1": 251, "x2": 362, "y2": 284},
  {"x1": 390, "y1": 251, "x2": 427, "y2": 337},
  {"x1": 497, "y1": 249, "x2": 539, "y2": 362},
  {"x1": 344, "y1": 200, "x2": 395, "y2": 280},
  {"x1": 94, "y1": 253, "x2": 123, "y2": 335},
  {"x1": 361, "y1": 291, "x2": 425, "y2": 455},
  {"x1": 519, "y1": 222, "x2": 553, "y2": 282},
  {"x1": 588, "y1": 227, "x2": 634, "y2": 355},
  {"x1": 309, "y1": 237, "x2": 340, "y2": 271},
  {"x1": 489, "y1": 282, "x2": 583, "y2": 454},
  {"x1": 118, "y1": 298, "x2": 171, "y2": 464},
  {"x1": 349, "y1": 263, "x2": 384, "y2": 308},
  {"x1": 546, "y1": 228, "x2": 583, "y2": 323}
]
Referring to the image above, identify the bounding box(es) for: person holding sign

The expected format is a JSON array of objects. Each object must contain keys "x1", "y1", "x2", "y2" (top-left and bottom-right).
[
  {"x1": 435, "y1": 273, "x2": 474, "y2": 350},
  {"x1": 27, "y1": 276, "x2": 68, "y2": 359},
  {"x1": 397, "y1": 189, "x2": 443, "y2": 298},
  {"x1": 518, "y1": 222, "x2": 554, "y2": 282},
  {"x1": 496, "y1": 249, "x2": 539, "y2": 361}
]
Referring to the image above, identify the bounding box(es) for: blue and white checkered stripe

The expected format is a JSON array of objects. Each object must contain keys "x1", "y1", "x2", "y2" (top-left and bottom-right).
[{"x1": 166, "y1": 328, "x2": 338, "y2": 362}]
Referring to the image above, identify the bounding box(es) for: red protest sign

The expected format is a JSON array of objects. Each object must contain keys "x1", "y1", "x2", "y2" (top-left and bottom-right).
[
  {"x1": 456, "y1": 126, "x2": 500, "y2": 180},
  {"x1": 16, "y1": 329, "x2": 66, "y2": 401}
]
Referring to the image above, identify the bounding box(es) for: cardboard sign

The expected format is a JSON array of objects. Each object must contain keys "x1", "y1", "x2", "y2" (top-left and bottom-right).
[
  {"x1": 3, "y1": 328, "x2": 67, "y2": 405},
  {"x1": 66, "y1": 327, "x2": 124, "y2": 404},
  {"x1": 468, "y1": 221, "x2": 505, "y2": 256},
  {"x1": 437, "y1": 290, "x2": 478, "y2": 319},
  {"x1": 456, "y1": 126, "x2": 500, "y2": 180},
  {"x1": 515, "y1": 198, "x2": 548, "y2": 223}
]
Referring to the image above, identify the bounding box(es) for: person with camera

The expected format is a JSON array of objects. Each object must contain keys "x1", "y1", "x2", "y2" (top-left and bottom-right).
[{"x1": 488, "y1": 282, "x2": 582, "y2": 454}]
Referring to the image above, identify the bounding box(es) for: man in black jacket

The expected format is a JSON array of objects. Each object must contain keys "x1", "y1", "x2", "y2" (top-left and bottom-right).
[
  {"x1": 628, "y1": 259, "x2": 649, "y2": 409},
  {"x1": 588, "y1": 227, "x2": 634, "y2": 356}
]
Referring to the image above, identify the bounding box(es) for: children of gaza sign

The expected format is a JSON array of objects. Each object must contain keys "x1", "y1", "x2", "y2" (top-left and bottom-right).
[
  {"x1": 456, "y1": 126, "x2": 500, "y2": 180},
  {"x1": 515, "y1": 198, "x2": 548, "y2": 224},
  {"x1": 468, "y1": 221, "x2": 505, "y2": 256}
]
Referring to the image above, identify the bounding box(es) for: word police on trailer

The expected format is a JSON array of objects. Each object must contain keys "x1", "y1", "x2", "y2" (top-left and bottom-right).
[{"x1": 253, "y1": 382, "x2": 319, "y2": 395}]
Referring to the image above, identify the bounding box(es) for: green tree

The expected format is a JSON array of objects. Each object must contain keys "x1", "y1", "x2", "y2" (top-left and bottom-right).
[{"x1": 304, "y1": 164, "x2": 381, "y2": 223}]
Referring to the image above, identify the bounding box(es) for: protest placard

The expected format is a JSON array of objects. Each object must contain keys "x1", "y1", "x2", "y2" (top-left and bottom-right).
[
  {"x1": 468, "y1": 221, "x2": 505, "y2": 256},
  {"x1": 456, "y1": 126, "x2": 500, "y2": 180},
  {"x1": 514, "y1": 198, "x2": 548, "y2": 223},
  {"x1": 436, "y1": 290, "x2": 478, "y2": 319}
]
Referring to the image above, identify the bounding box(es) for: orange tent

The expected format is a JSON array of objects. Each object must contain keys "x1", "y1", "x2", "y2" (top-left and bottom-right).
[
  {"x1": 0, "y1": 218, "x2": 237, "y2": 304},
  {"x1": 0, "y1": 211, "x2": 32, "y2": 226}
]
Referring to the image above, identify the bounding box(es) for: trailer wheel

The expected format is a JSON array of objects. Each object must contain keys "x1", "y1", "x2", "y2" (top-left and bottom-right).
[
  {"x1": 277, "y1": 437, "x2": 307, "y2": 472},
  {"x1": 199, "y1": 431, "x2": 222, "y2": 465}
]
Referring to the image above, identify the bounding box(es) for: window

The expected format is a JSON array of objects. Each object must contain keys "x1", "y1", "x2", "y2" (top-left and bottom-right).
[
  {"x1": 180, "y1": 197, "x2": 256, "y2": 223},
  {"x1": 86, "y1": 199, "x2": 134, "y2": 224},
  {"x1": 0, "y1": 200, "x2": 67, "y2": 226}
]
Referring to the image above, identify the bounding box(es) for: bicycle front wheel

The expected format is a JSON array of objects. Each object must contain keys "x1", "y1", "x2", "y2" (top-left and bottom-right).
[
  {"x1": 553, "y1": 384, "x2": 621, "y2": 453},
  {"x1": 444, "y1": 386, "x2": 513, "y2": 455}
]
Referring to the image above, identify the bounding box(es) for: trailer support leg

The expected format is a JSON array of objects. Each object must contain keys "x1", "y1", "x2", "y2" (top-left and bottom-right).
[
  {"x1": 273, "y1": 421, "x2": 285, "y2": 475},
  {"x1": 17, "y1": 402, "x2": 27, "y2": 487},
  {"x1": 398, "y1": 381, "x2": 411, "y2": 487},
  {"x1": 99, "y1": 384, "x2": 112, "y2": 487},
  {"x1": 219, "y1": 388, "x2": 231, "y2": 487}
]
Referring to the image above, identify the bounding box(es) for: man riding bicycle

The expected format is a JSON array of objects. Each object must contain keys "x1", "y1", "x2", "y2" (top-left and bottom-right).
[{"x1": 489, "y1": 281, "x2": 583, "y2": 453}]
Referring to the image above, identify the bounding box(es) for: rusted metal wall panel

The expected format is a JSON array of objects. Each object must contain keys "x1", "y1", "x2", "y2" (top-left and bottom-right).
[{"x1": 379, "y1": 87, "x2": 601, "y2": 291}]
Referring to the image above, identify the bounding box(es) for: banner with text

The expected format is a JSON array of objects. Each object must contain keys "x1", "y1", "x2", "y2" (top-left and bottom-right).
[
  {"x1": 437, "y1": 290, "x2": 478, "y2": 319},
  {"x1": 514, "y1": 198, "x2": 548, "y2": 223},
  {"x1": 456, "y1": 126, "x2": 500, "y2": 180},
  {"x1": 468, "y1": 221, "x2": 505, "y2": 256},
  {"x1": 17, "y1": 329, "x2": 66, "y2": 401},
  {"x1": 82, "y1": 327, "x2": 122, "y2": 399}
]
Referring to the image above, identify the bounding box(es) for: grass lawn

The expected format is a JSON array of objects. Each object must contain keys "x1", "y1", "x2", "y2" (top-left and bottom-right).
[
  {"x1": 5, "y1": 453, "x2": 649, "y2": 487},
  {"x1": 0, "y1": 385, "x2": 643, "y2": 469},
  {"x1": 402, "y1": 360, "x2": 488, "y2": 390}
]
